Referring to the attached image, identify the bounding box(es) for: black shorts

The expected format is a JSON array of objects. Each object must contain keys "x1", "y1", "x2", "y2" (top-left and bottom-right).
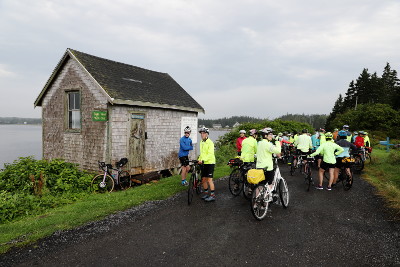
[
  {"x1": 201, "y1": 164, "x2": 215, "y2": 178},
  {"x1": 296, "y1": 149, "x2": 310, "y2": 159},
  {"x1": 179, "y1": 156, "x2": 189, "y2": 167},
  {"x1": 264, "y1": 169, "x2": 275, "y2": 185},
  {"x1": 335, "y1": 157, "x2": 344, "y2": 168},
  {"x1": 320, "y1": 161, "x2": 336, "y2": 170}
]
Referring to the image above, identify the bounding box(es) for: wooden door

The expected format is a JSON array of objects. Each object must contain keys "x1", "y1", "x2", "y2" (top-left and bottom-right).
[{"x1": 128, "y1": 114, "x2": 145, "y2": 168}]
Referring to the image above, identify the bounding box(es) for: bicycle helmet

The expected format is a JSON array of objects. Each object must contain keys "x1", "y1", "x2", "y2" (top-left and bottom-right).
[
  {"x1": 198, "y1": 127, "x2": 209, "y2": 134},
  {"x1": 278, "y1": 132, "x2": 283, "y2": 137},
  {"x1": 343, "y1": 125, "x2": 349, "y2": 130},
  {"x1": 338, "y1": 130, "x2": 348, "y2": 137},
  {"x1": 353, "y1": 131, "x2": 358, "y2": 135},
  {"x1": 239, "y1": 129, "x2": 246, "y2": 134},
  {"x1": 249, "y1": 129, "x2": 258, "y2": 136},
  {"x1": 358, "y1": 131, "x2": 365, "y2": 135},
  {"x1": 325, "y1": 132, "x2": 333, "y2": 139},
  {"x1": 260, "y1": 127, "x2": 273, "y2": 134},
  {"x1": 364, "y1": 131, "x2": 368, "y2": 135},
  {"x1": 319, "y1": 128, "x2": 326, "y2": 133},
  {"x1": 184, "y1": 126, "x2": 191, "y2": 133}
]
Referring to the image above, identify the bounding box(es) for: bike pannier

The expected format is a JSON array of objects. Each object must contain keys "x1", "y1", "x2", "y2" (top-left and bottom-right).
[{"x1": 247, "y1": 169, "x2": 265, "y2": 184}]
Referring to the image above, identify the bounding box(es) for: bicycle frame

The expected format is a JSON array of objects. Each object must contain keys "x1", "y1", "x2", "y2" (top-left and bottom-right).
[{"x1": 250, "y1": 158, "x2": 289, "y2": 220}]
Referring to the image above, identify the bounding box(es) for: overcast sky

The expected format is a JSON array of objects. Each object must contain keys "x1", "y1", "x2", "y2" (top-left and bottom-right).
[{"x1": 1, "y1": 0, "x2": 399, "y2": 119}]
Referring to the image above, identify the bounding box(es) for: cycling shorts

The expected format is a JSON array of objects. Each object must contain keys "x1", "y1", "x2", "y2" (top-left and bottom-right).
[
  {"x1": 320, "y1": 161, "x2": 336, "y2": 170},
  {"x1": 179, "y1": 156, "x2": 189, "y2": 167},
  {"x1": 201, "y1": 164, "x2": 215, "y2": 178},
  {"x1": 296, "y1": 150, "x2": 310, "y2": 160}
]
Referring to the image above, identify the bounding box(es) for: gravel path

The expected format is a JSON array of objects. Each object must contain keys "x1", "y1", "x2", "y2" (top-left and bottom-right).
[{"x1": 1, "y1": 165, "x2": 399, "y2": 266}]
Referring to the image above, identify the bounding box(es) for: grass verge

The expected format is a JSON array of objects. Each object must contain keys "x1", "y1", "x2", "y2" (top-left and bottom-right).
[
  {"x1": 0, "y1": 165, "x2": 231, "y2": 254},
  {"x1": 363, "y1": 148, "x2": 400, "y2": 220}
]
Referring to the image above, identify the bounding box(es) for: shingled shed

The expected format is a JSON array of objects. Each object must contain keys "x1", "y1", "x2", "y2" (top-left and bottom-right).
[{"x1": 34, "y1": 48, "x2": 204, "y2": 174}]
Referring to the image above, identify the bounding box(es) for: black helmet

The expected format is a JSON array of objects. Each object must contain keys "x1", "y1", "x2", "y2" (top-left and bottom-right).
[{"x1": 302, "y1": 129, "x2": 308, "y2": 134}]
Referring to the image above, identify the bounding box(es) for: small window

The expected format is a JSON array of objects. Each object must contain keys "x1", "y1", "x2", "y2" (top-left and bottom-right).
[{"x1": 68, "y1": 91, "x2": 81, "y2": 129}]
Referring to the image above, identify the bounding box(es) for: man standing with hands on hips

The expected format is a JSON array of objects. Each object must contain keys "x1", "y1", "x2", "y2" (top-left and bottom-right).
[{"x1": 198, "y1": 127, "x2": 216, "y2": 202}]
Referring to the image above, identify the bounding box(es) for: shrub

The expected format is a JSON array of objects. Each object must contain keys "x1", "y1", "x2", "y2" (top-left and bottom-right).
[
  {"x1": 0, "y1": 157, "x2": 93, "y2": 223},
  {"x1": 388, "y1": 150, "x2": 400, "y2": 165}
]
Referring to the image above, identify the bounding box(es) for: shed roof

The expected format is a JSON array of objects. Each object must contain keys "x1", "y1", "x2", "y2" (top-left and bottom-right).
[{"x1": 34, "y1": 48, "x2": 204, "y2": 113}]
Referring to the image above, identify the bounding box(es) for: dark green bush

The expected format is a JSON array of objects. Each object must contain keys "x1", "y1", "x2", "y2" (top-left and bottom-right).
[{"x1": 0, "y1": 157, "x2": 93, "y2": 223}]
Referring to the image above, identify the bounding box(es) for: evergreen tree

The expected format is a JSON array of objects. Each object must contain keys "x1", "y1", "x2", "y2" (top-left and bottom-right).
[
  {"x1": 343, "y1": 80, "x2": 356, "y2": 109},
  {"x1": 381, "y1": 63, "x2": 400, "y2": 110},
  {"x1": 354, "y1": 68, "x2": 371, "y2": 106}
]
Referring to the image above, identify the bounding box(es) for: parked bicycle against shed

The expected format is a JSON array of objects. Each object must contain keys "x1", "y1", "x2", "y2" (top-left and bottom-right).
[{"x1": 91, "y1": 158, "x2": 131, "y2": 193}]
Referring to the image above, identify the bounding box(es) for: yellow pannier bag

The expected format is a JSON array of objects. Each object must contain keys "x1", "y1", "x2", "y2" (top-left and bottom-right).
[{"x1": 247, "y1": 169, "x2": 265, "y2": 184}]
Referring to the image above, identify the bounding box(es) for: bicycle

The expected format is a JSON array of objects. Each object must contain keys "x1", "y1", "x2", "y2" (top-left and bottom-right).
[
  {"x1": 187, "y1": 160, "x2": 202, "y2": 205},
  {"x1": 91, "y1": 158, "x2": 131, "y2": 193},
  {"x1": 290, "y1": 151, "x2": 308, "y2": 176},
  {"x1": 352, "y1": 147, "x2": 368, "y2": 172},
  {"x1": 228, "y1": 158, "x2": 255, "y2": 199},
  {"x1": 323, "y1": 157, "x2": 355, "y2": 190},
  {"x1": 250, "y1": 158, "x2": 289, "y2": 221},
  {"x1": 304, "y1": 155, "x2": 315, "y2": 191}
]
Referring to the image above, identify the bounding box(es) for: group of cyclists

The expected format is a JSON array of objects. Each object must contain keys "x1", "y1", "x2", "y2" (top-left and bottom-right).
[
  {"x1": 236, "y1": 124, "x2": 372, "y2": 191},
  {"x1": 178, "y1": 123, "x2": 371, "y2": 203}
]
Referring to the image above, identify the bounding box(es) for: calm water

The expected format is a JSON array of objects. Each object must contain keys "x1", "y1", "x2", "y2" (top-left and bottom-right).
[
  {"x1": 0, "y1": 125, "x2": 42, "y2": 168},
  {"x1": 0, "y1": 125, "x2": 229, "y2": 168}
]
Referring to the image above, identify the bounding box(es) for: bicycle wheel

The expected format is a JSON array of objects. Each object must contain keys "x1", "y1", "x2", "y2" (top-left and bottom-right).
[
  {"x1": 187, "y1": 172, "x2": 196, "y2": 205},
  {"x1": 251, "y1": 185, "x2": 269, "y2": 221},
  {"x1": 304, "y1": 165, "x2": 313, "y2": 192},
  {"x1": 353, "y1": 156, "x2": 364, "y2": 172},
  {"x1": 365, "y1": 153, "x2": 372, "y2": 165},
  {"x1": 229, "y1": 168, "x2": 243, "y2": 196},
  {"x1": 343, "y1": 168, "x2": 354, "y2": 191},
  {"x1": 243, "y1": 182, "x2": 253, "y2": 200},
  {"x1": 91, "y1": 174, "x2": 114, "y2": 193},
  {"x1": 118, "y1": 171, "x2": 132, "y2": 190},
  {"x1": 278, "y1": 179, "x2": 289, "y2": 208},
  {"x1": 195, "y1": 174, "x2": 202, "y2": 195},
  {"x1": 289, "y1": 163, "x2": 295, "y2": 176}
]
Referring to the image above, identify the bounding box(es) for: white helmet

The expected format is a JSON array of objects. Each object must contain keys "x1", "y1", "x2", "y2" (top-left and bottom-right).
[
  {"x1": 239, "y1": 130, "x2": 246, "y2": 134},
  {"x1": 184, "y1": 126, "x2": 191, "y2": 133},
  {"x1": 199, "y1": 127, "x2": 209, "y2": 134}
]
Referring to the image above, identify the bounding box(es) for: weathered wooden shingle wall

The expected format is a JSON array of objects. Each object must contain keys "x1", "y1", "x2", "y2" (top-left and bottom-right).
[
  {"x1": 42, "y1": 57, "x2": 199, "y2": 173},
  {"x1": 41, "y1": 58, "x2": 108, "y2": 172},
  {"x1": 109, "y1": 106, "x2": 198, "y2": 173}
]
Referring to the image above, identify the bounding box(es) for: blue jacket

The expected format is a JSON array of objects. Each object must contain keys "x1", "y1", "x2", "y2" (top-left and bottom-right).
[
  {"x1": 179, "y1": 136, "x2": 193, "y2": 157},
  {"x1": 335, "y1": 138, "x2": 357, "y2": 158}
]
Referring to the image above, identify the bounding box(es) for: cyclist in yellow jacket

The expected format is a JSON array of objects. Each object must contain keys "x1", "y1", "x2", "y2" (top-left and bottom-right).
[
  {"x1": 241, "y1": 129, "x2": 258, "y2": 163},
  {"x1": 256, "y1": 128, "x2": 281, "y2": 189},
  {"x1": 198, "y1": 127, "x2": 216, "y2": 202},
  {"x1": 310, "y1": 132, "x2": 344, "y2": 191}
]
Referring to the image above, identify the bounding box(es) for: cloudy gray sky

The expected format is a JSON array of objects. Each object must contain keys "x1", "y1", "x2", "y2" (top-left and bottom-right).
[{"x1": 1, "y1": 0, "x2": 399, "y2": 119}]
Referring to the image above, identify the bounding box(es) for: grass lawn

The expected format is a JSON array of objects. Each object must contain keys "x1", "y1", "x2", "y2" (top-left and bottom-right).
[
  {"x1": 362, "y1": 147, "x2": 400, "y2": 219},
  {"x1": 0, "y1": 165, "x2": 231, "y2": 254}
]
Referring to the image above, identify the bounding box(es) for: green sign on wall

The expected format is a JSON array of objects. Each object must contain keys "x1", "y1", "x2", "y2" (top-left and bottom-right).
[{"x1": 92, "y1": 111, "x2": 108, "y2": 121}]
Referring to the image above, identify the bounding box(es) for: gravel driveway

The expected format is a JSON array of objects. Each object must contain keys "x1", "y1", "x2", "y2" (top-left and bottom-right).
[{"x1": 1, "y1": 164, "x2": 399, "y2": 266}]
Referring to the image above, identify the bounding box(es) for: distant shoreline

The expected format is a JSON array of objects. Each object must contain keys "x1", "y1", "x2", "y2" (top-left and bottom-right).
[{"x1": 0, "y1": 123, "x2": 42, "y2": 125}]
